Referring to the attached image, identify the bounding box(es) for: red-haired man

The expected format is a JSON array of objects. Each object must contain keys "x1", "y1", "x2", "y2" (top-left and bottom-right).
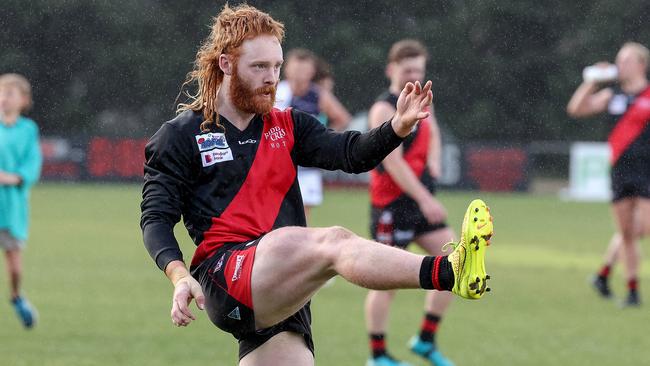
[{"x1": 141, "y1": 5, "x2": 493, "y2": 365}]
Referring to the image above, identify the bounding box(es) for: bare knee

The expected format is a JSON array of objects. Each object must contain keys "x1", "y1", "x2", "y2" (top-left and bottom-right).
[
  {"x1": 620, "y1": 227, "x2": 638, "y2": 244},
  {"x1": 315, "y1": 226, "x2": 356, "y2": 257},
  {"x1": 319, "y1": 226, "x2": 356, "y2": 242}
]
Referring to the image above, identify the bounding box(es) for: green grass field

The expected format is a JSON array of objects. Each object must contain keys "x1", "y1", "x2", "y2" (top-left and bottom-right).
[{"x1": 1, "y1": 184, "x2": 649, "y2": 365}]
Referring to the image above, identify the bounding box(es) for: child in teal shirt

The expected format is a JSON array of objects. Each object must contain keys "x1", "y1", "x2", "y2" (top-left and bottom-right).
[{"x1": 0, "y1": 73, "x2": 42, "y2": 328}]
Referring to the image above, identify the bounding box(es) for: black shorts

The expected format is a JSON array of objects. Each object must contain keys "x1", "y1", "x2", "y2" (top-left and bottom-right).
[
  {"x1": 611, "y1": 158, "x2": 650, "y2": 202},
  {"x1": 370, "y1": 196, "x2": 447, "y2": 248},
  {"x1": 191, "y1": 238, "x2": 314, "y2": 360}
]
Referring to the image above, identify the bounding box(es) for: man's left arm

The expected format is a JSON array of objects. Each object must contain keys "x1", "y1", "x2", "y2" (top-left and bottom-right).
[
  {"x1": 293, "y1": 110, "x2": 403, "y2": 174},
  {"x1": 294, "y1": 80, "x2": 432, "y2": 173}
]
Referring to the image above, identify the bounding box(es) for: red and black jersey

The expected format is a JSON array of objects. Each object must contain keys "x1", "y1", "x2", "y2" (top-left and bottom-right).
[
  {"x1": 606, "y1": 85, "x2": 650, "y2": 166},
  {"x1": 369, "y1": 91, "x2": 435, "y2": 208},
  {"x1": 141, "y1": 108, "x2": 404, "y2": 270}
]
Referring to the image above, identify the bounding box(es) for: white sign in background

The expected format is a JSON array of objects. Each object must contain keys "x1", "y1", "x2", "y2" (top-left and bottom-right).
[{"x1": 561, "y1": 142, "x2": 611, "y2": 201}]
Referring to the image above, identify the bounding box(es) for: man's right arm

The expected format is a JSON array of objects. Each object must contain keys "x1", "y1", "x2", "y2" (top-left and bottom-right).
[
  {"x1": 141, "y1": 122, "x2": 206, "y2": 327},
  {"x1": 140, "y1": 123, "x2": 192, "y2": 271},
  {"x1": 567, "y1": 63, "x2": 615, "y2": 119}
]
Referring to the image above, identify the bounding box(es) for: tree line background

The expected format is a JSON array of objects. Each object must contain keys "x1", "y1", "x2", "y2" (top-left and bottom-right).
[{"x1": 1, "y1": 0, "x2": 648, "y2": 142}]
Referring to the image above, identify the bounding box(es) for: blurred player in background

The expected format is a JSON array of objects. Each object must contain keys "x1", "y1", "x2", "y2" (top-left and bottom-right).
[
  {"x1": 141, "y1": 5, "x2": 493, "y2": 365},
  {"x1": 567, "y1": 42, "x2": 650, "y2": 307},
  {"x1": 274, "y1": 48, "x2": 351, "y2": 220},
  {"x1": 364, "y1": 40, "x2": 456, "y2": 366},
  {"x1": 313, "y1": 57, "x2": 335, "y2": 94},
  {"x1": 0, "y1": 73, "x2": 42, "y2": 328}
]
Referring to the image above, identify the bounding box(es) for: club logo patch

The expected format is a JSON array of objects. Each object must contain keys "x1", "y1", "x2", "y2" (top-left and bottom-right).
[{"x1": 195, "y1": 133, "x2": 229, "y2": 151}]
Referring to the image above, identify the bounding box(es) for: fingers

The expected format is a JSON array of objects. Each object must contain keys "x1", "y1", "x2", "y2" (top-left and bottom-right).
[
  {"x1": 402, "y1": 82, "x2": 414, "y2": 96},
  {"x1": 171, "y1": 300, "x2": 193, "y2": 327},
  {"x1": 176, "y1": 295, "x2": 196, "y2": 321},
  {"x1": 416, "y1": 111, "x2": 430, "y2": 120},
  {"x1": 170, "y1": 277, "x2": 206, "y2": 327},
  {"x1": 171, "y1": 281, "x2": 195, "y2": 327},
  {"x1": 191, "y1": 282, "x2": 206, "y2": 311},
  {"x1": 419, "y1": 90, "x2": 433, "y2": 109},
  {"x1": 421, "y1": 80, "x2": 432, "y2": 96}
]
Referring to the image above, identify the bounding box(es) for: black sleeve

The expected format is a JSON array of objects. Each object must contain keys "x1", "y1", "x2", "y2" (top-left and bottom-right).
[
  {"x1": 292, "y1": 110, "x2": 404, "y2": 173},
  {"x1": 140, "y1": 123, "x2": 194, "y2": 271}
]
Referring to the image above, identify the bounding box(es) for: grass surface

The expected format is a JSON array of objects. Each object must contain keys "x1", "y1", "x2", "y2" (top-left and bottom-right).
[{"x1": 1, "y1": 184, "x2": 648, "y2": 365}]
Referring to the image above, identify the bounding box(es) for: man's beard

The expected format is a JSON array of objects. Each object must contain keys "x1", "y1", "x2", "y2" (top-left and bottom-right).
[{"x1": 230, "y1": 68, "x2": 276, "y2": 115}]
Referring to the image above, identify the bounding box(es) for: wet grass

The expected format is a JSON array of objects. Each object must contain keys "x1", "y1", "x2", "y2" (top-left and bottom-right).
[{"x1": 0, "y1": 184, "x2": 648, "y2": 365}]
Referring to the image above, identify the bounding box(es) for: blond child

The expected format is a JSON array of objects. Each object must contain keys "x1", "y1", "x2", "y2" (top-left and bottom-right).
[{"x1": 0, "y1": 73, "x2": 42, "y2": 328}]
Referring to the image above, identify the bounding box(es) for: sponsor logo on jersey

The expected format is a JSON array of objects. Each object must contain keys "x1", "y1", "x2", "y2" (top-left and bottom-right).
[
  {"x1": 201, "y1": 148, "x2": 233, "y2": 167},
  {"x1": 231, "y1": 254, "x2": 246, "y2": 282},
  {"x1": 195, "y1": 133, "x2": 229, "y2": 151},
  {"x1": 238, "y1": 139, "x2": 257, "y2": 145}
]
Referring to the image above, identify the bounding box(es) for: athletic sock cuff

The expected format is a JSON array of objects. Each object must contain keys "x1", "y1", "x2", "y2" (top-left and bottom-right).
[{"x1": 419, "y1": 256, "x2": 435, "y2": 289}]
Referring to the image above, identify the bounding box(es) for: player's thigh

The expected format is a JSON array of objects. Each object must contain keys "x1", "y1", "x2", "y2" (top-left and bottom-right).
[
  {"x1": 611, "y1": 197, "x2": 637, "y2": 241},
  {"x1": 239, "y1": 331, "x2": 313, "y2": 366},
  {"x1": 415, "y1": 227, "x2": 455, "y2": 256},
  {"x1": 251, "y1": 226, "x2": 344, "y2": 327}
]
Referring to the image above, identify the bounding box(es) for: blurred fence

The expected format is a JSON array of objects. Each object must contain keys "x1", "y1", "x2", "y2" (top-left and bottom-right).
[
  {"x1": 40, "y1": 135, "x2": 586, "y2": 195},
  {"x1": 41, "y1": 136, "x2": 147, "y2": 181}
]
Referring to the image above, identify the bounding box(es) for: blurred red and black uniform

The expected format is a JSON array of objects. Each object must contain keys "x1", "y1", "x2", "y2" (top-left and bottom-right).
[
  {"x1": 141, "y1": 108, "x2": 403, "y2": 358},
  {"x1": 606, "y1": 85, "x2": 650, "y2": 201},
  {"x1": 369, "y1": 91, "x2": 446, "y2": 248}
]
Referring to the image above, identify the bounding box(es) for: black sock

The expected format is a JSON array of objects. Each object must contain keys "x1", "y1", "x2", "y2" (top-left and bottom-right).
[
  {"x1": 369, "y1": 333, "x2": 386, "y2": 358},
  {"x1": 419, "y1": 313, "x2": 440, "y2": 343},
  {"x1": 420, "y1": 256, "x2": 454, "y2": 291}
]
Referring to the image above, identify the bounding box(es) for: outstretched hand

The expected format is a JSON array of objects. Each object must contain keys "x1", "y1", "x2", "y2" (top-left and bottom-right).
[
  {"x1": 391, "y1": 80, "x2": 433, "y2": 137},
  {"x1": 170, "y1": 275, "x2": 205, "y2": 327}
]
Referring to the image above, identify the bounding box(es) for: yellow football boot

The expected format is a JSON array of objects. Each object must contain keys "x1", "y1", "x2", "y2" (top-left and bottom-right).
[{"x1": 447, "y1": 199, "x2": 493, "y2": 299}]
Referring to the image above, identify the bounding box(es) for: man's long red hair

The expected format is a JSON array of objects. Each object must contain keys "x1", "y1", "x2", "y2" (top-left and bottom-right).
[{"x1": 178, "y1": 4, "x2": 285, "y2": 132}]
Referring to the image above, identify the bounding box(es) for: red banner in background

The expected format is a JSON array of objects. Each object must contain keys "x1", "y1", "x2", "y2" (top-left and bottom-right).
[
  {"x1": 41, "y1": 137, "x2": 148, "y2": 181},
  {"x1": 464, "y1": 146, "x2": 529, "y2": 191},
  {"x1": 86, "y1": 137, "x2": 148, "y2": 179}
]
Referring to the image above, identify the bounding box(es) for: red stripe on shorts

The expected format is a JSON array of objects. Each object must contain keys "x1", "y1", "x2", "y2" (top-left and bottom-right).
[{"x1": 222, "y1": 246, "x2": 257, "y2": 308}]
